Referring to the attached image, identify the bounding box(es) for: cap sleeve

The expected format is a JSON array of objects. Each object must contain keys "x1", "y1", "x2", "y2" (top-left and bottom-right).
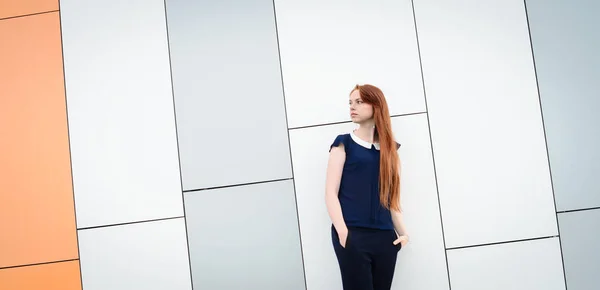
[{"x1": 329, "y1": 134, "x2": 348, "y2": 152}]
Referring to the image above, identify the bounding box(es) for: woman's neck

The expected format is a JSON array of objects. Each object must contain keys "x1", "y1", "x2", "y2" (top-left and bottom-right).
[{"x1": 354, "y1": 120, "x2": 376, "y2": 144}]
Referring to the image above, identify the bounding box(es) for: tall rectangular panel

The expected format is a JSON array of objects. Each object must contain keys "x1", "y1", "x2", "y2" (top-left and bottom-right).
[
  {"x1": 78, "y1": 218, "x2": 191, "y2": 290},
  {"x1": 166, "y1": 0, "x2": 292, "y2": 191},
  {"x1": 413, "y1": 0, "x2": 557, "y2": 247},
  {"x1": 0, "y1": 0, "x2": 57, "y2": 19},
  {"x1": 184, "y1": 180, "x2": 305, "y2": 290},
  {"x1": 558, "y1": 209, "x2": 600, "y2": 289},
  {"x1": 0, "y1": 12, "x2": 78, "y2": 268},
  {"x1": 60, "y1": 0, "x2": 183, "y2": 228},
  {"x1": 447, "y1": 238, "x2": 565, "y2": 290},
  {"x1": 289, "y1": 115, "x2": 449, "y2": 290},
  {"x1": 525, "y1": 0, "x2": 600, "y2": 211},
  {"x1": 0, "y1": 260, "x2": 82, "y2": 290},
  {"x1": 274, "y1": 0, "x2": 425, "y2": 128}
]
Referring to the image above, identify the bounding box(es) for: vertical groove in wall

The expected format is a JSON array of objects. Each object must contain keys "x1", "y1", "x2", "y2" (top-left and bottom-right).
[
  {"x1": 162, "y1": 1, "x2": 195, "y2": 289},
  {"x1": 409, "y1": 0, "x2": 452, "y2": 289},
  {"x1": 522, "y1": 0, "x2": 568, "y2": 289},
  {"x1": 56, "y1": 1, "x2": 84, "y2": 287},
  {"x1": 271, "y1": 0, "x2": 308, "y2": 289}
]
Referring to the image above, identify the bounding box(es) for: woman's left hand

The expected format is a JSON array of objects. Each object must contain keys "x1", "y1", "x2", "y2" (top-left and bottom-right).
[{"x1": 393, "y1": 235, "x2": 409, "y2": 247}]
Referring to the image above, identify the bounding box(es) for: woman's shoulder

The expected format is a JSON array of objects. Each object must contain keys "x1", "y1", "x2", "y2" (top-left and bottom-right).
[{"x1": 329, "y1": 133, "x2": 351, "y2": 152}]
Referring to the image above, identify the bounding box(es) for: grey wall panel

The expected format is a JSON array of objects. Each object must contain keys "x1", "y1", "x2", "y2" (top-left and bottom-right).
[
  {"x1": 447, "y1": 238, "x2": 565, "y2": 290},
  {"x1": 274, "y1": 0, "x2": 425, "y2": 128},
  {"x1": 60, "y1": 0, "x2": 183, "y2": 228},
  {"x1": 166, "y1": 0, "x2": 292, "y2": 191},
  {"x1": 413, "y1": 0, "x2": 558, "y2": 247},
  {"x1": 558, "y1": 209, "x2": 600, "y2": 290},
  {"x1": 78, "y1": 218, "x2": 192, "y2": 290},
  {"x1": 289, "y1": 115, "x2": 449, "y2": 290},
  {"x1": 525, "y1": 0, "x2": 600, "y2": 211},
  {"x1": 184, "y1": 180, "x2": 305, "y2": 290}
]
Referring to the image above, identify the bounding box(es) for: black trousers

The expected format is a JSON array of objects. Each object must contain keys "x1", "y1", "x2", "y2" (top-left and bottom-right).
[{"x1": 332, "y1": 225, "x2": 401, "y2": 290}]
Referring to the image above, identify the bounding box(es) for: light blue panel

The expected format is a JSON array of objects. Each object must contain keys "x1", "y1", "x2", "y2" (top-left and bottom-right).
[
  {"x1": 558, "y1": 209, "x2": 600, "y2": 290},
  {"x1": 526, "y1": 0, "x2": 600, "y2": 211},
  {"x1": 184, "y1": 180, "x2": 305, "y2": 290},
  {"x1": 78, "y1": 218, "x2": 192, "y2": 290},
  {"x1": 165, "y1": 0, "x2": 292, "y2": 191},
  {"x1": 60, "y1": 0, "x2": 183, "y2": 228}
]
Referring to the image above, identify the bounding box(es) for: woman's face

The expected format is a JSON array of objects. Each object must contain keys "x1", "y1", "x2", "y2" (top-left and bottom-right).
[{"x1": 349, "y1": 89, "x2": 374, "y2": 123}]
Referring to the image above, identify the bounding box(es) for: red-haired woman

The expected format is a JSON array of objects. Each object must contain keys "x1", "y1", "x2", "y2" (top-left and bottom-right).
[{"x1": 325, "y1": 84, "x2": 409, "y2": 290}]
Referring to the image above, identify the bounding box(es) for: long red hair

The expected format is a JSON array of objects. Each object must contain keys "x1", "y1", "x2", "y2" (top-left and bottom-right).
[{"x1": 351, "y1": 84, "x2": 401, "y2": 212}]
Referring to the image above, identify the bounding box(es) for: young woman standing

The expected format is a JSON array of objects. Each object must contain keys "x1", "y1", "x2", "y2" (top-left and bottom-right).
[{"x1": 325, "y1": 84, "x2": 409, "y2": 290}]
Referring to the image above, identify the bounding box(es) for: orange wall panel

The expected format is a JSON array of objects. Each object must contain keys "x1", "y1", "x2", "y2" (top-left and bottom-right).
[
  {"x1": 0, "y1": 0, "x2": 58, "y2": 19},
  {"x1": 0, "y1": 12, "x2": 78, "y2": 268},
  {"x1": 0, "y1": 260, "x2": 82, "y2": 290}
]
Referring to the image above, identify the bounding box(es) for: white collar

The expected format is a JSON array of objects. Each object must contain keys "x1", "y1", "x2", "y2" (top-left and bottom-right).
[{"x1": 350, "y1": 131, "x2": 380, "y2": 150}]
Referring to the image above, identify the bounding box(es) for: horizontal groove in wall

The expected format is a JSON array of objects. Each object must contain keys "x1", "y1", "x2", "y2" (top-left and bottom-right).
[
  {"x1": 0, "y1": 258, "x2": 78, "y2": 271},
  {"x1": 557, "y1": 206, "x2": 600, "y2": 214},
  {"x1": 288, "y1": 111, "x2": 427, "y2": 131},
  {"x1": 183, "y1": 177, "x2": 294, "y2": 194},
  {"x1": 446, "y1": 235, "x2": 559, "y2": 251},
  {"x1": 77, "y1": 216, "x2": 185, "y2": 231},
  {"x1": 0, "y1": 10, "x2": 59, "y2": 21}
]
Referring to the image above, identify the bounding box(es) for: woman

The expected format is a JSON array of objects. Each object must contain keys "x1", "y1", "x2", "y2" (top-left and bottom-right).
[{"x1": 325, "y1": 84, "x2": 409, "y2": 290}]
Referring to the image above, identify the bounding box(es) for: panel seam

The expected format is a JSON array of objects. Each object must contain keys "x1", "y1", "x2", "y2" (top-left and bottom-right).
[
  {"x1": 522, "y1": 0, "x2": 568, "y2": 289},
  {"x1": 57, "y1": 3, "x2": 85, "y2": 288},
  {"x1": 162, "y1": 1, "x2": 195, "y2": 289},
  {"x1": 271, "y1": 0, "x2": 308, "y2": 289},
  {"x1": 409, "y1": 1, "x2": 453, "y2": 289}
]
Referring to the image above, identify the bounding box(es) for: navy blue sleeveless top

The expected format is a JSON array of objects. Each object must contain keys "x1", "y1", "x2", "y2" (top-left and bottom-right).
[{"x1": 330, "y1": 132, "x2": 400, "y2": 230}]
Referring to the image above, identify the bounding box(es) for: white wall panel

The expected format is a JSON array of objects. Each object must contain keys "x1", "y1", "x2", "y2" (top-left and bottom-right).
[
  {"x1": 413, "y1": 0, "x2": 557, "y2": 247},
  {"x1": 78, "y1": 218, "x2": 192, "y2": 290},
  {"x1": 274, "y1": 0, "x2": 425, "y2": 128},
  {"x1": 290, "y1": 114, "x2": 448, "y2": 290},
  {"x1": 60, "y1": 0, "x2": 183, "y2": 228},
  {"x1": 447, "y1": 238, "x2": 565, "y2": 290}
]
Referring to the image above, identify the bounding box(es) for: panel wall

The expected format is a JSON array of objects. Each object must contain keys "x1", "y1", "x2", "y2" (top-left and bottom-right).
[
  {"x1": 78, "y1": 218, "x2": 192, "y2": 290},
  {"x1": 0, "y1": 260, "x2": 82, "y2": 290},
  {"x1": 413, "y1": 0, "x2": 558, "y2": 247},
  {"x1": 558, "y1": 209, "x2": 600, "y2": 290},
  {"x1": 166, "y1": 0, "x2": 292, "y2": 191},
  {"x1": 0, "y1": 0, "x2": 58, "y2": 19},
  {"x1": 447, "y1": 238, "x2": 565, "y2": 290},
  {"x1": 60, "y1": 0, "x2": 183, "y2": 228},
  {"x1": 289, "y1": 115, "x2": 449, "y2": 290},
  {"x1": 274, "y1": 0, "x2": 425, "y2": 128},
  {"x1": 184, "y1": 180, "x2": 305, "y2": 290},
  {"x1": 526, "y1": 0, "x2": 600, "y2": 211},
  {"x1": 0, "y1": 11, "x2": 78, "y2": 269}
]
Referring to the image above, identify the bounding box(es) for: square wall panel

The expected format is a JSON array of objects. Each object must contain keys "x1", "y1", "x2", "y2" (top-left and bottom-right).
[
  {"x1": 413, "y1": 0, "x2": 558, "y2": 247},
  {"x1": 184, "y1": 180, "x2": 305, "y2": 290},
  {"x1": 447, "y1": 238, "x2": 565, "y2": 290},
  {"x1": 78, "y1": 218, "x2": 192, "y2": 290},
  {"x1": 558, "y1": 209, "x2": 600, "y2": 290},
  {"x1": 166, "y1": 0, "x2": 292, "y2": 191},
  {"x1": 274, "y1": 0, "x2": 425, "y2": 128},
  {"x1": 526, "y1": 0, "x2": 600, "y2": 211},
  {"x1": 60, "y1": 0, "x2": 183, "y2": 228},
  {"x1": 289, "y1": 114, "x2": 449, "y2": 290},
  {"x1": 0, "y1": 260, "x2": 81, "y2": 290}
]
